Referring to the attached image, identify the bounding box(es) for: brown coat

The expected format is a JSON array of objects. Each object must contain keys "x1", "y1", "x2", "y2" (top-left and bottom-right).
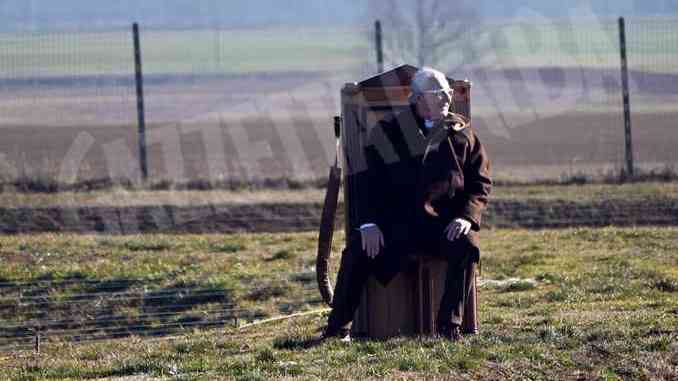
[{"x1": 359, "y1": 105, "x2": 492, "y2": 250}]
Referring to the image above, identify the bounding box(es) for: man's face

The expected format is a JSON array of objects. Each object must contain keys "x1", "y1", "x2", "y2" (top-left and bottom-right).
[{"x1": 415, "y1": 89, "x2": 452, "y2": 121}]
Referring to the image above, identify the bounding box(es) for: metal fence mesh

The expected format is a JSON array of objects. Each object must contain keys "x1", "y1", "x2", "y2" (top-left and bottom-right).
[
  {"x1": 0, "y1": 25, "x2": 372, "y2": 186},
  {"x1": 626, "y1": 18, "x2": 678, "y2": 170},
  {"x1": 448, "y1": 19, "x2": 637, "y2": 182},
  {"x1": 0, "y1": 276, "x2": 323, "y2": 351},
  {"x1": 0, "y1": 19, "x2": 676, "y2": 185},
  {"x1": 0, "y1": 29, "x2": 136, "y2": 183}
]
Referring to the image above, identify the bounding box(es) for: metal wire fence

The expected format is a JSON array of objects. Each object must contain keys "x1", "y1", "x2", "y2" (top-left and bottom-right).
[
  {"x1": 418, "y1": 17, "x2": 678, "y2": 182},
  {"x1": 0, "y1": 17, "x2": 676, "y2": 186},
  {"x1": 0, "y1": 276, "x2": 323, "y2": 352},
  {"x1": 0, "y1": 28, "x2": 136, "y2": 183},
  {"x1": 625, "y1": 18, "x2": 678, "y2": 171},
  {"x1": 0, "y1": 24, "x2": 371, "y2": 187}
]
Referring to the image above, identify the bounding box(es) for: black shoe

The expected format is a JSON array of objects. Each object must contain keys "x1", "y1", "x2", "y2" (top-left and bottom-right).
[
  {"x1": 321, "y1": 326, "x2": 352, "y2": 343},
  {"x1": 437, "y1": 323, "x2": 463, "y2": 342}
]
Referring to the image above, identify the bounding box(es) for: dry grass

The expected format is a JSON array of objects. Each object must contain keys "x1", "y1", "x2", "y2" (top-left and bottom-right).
[
  {"x1": 0, "y1": 227, "x2": 676, "y2": 380},
  {"x1": 1, "y1": 182, "x2": 678, "y2": 209}
]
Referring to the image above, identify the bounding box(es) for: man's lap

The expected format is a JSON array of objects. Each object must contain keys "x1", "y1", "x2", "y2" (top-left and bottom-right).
[{"x1": 347, "y1": 217, "x2": 472, "y2": 284}]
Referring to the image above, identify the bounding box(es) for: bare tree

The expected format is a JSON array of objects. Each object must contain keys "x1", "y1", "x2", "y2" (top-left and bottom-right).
[{"x1": 367, "y1": 0, "x2": 479, "y2": 69}]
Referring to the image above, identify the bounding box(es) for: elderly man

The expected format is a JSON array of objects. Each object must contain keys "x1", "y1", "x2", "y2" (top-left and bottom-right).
[{"x1": 324, "y1": 67, "x2": 492, "y2": 342}]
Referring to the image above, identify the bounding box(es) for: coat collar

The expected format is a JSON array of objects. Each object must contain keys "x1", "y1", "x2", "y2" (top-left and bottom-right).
[
  {"x1": 408, "y1": 104, "x2": 468, "y2": 137},
  {"x1": 409, "y1": 104, "x2": 429, "y2": 136}
]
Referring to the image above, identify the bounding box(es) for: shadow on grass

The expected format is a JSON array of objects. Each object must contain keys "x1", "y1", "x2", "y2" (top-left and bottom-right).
[
  {"x1": 244, "y1": 283, "x2": 291, "y2": 302},
  {"x1": 143, "y1": 281, "x2": 231, "y2": 311},
  {"x1": 273, "y1": 335, "x2": 321, "y2": 350}
]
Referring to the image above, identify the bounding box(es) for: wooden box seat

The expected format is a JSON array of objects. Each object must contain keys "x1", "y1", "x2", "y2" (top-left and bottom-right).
[{"x1": 351, "y1": 256, "x2": 478, "y2": 339}]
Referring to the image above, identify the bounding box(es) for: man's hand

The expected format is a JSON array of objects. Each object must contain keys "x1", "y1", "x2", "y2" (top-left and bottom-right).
[
  {"x1": 444, "y1": 218, "x2": 472, "y2": 241},
  {"x1": 360, "y1": 224, "x2": 385, "y2": 258}
]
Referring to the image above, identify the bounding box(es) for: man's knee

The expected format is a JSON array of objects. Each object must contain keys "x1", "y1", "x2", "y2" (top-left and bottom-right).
[
  {"x1": 348, "y1": 233, "x2": 364, "y2": 253},
  {"x1": 340, "y1": 234, "x2": 366, "y2": 263},
  {"x1": 439, "y1": 237, "x2": 474, "y2": 267}
]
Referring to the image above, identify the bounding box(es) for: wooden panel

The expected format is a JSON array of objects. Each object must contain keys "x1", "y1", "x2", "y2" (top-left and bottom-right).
[
  {"x1": 352, "y1": 256, "x2": 479, "y2": 338},
  {"x1": 361, "y1": 87, "x2": 410, "y2": 103},
  {"x1": 353, "y1": 270, "x2": 418, "y2": 339},
  {"x1": 341, "y1": 102, "x2": 367, "y2": 233},
  {"x1": 358, "y1": 64, "x2": 418, "y2": 88},
  {"x1": 463, "y1": 262, "x2": 479, "y2": 334},
  {"x1": 452, "y1": 80, "x2": 471, "y2": 119}
]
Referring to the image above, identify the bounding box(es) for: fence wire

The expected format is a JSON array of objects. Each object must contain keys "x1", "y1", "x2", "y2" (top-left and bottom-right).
[
  {"x1": 1, "y1": 18, "x2": 674, "y2": 186},
  {"x1": 433, "y1": 18, "x2": 661, "y2": 182},
  {"x1": 626, "y1": 18, "x2": 678, "y2": 169},
  {"x1": 0, "y1": 277, "x2": 323, "y2": 352},
  {"x1": 0, "y1": 28, "x2": 136, "y2": 183}
]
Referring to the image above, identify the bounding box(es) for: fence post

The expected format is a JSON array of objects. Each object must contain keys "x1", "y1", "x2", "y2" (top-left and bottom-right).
[
  {"x1": 133, "y1": 22, "x2": 149, "y2": 181},
  {"x1": 34, "y1": 328, "x2": 40, "y2": 354},
  {"x1": 618, "y1": 17, "x2": 634, "y2": 177},
  {"x1": 375, "y1": 20, "x2": 384, "y2": 73}
]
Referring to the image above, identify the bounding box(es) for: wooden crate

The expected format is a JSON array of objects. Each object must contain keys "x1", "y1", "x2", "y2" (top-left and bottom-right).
[{"x1": 351, "y1": 257, "x2": 478, "y2": 338}]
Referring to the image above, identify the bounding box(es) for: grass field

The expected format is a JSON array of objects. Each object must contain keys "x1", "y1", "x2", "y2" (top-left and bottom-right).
[
  {"x1": 458, "y1": 19, "x2": 678, "y2": 73},
  {"x1": 0, "y1": 227, "x2": 676, "y2": 379},
  {"x1": 2, "y1": 20, "x2": 677, "y2": 78},
  {"x1": 0, "y1": 27, "x2": 369, "y2": 78},
  {"x1": 1, "y1": 181, "x2": 678, "y2": 208}
]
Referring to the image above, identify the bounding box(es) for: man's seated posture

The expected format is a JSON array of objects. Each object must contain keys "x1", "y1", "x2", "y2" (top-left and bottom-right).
[{"x1": 324, "y1": 67, "x2": 492, "y2": 342}]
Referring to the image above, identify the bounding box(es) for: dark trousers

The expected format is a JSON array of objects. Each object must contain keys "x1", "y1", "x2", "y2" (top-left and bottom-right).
[{"x1": 327, "y1": 218, "x2": 474, "y2": 331}]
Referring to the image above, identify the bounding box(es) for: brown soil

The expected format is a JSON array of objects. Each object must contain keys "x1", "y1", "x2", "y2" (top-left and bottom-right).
[
  {"x1": 0, "y1": 197, "x2": 675, "y2": 235},
  {"x1": 1, "y1": 69, "x2": 676, "y2": 184},
  {"x1": 2, "y1": 111, "x2": 677, "y2": 184}
]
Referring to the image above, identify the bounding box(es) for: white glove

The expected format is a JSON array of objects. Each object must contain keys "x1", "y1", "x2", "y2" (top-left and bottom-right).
[
  {"x1": 359, "y1": 224, "x2": 385, "y2": 259},
  {"x1": 444, "y1": 218, "x2": 472, "y2": 241}
]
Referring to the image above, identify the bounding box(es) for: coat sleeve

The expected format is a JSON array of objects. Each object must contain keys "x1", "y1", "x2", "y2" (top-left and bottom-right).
[
  {"x1": 356, "y1": 125, "x2": 388, "y2": 227},
  {"x1": 461, "y1": 131, "x2": 492, "y2": 231}
]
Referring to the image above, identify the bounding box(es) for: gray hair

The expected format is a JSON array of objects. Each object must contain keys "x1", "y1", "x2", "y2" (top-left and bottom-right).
[{"x1": 408, "y1": 67, "x2": 453, "y2": 104}]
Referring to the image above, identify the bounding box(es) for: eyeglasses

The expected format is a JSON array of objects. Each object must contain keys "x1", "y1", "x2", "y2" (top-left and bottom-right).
[{"x1": 420, "y1": 89, "x2": 452, "y2": 102}]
